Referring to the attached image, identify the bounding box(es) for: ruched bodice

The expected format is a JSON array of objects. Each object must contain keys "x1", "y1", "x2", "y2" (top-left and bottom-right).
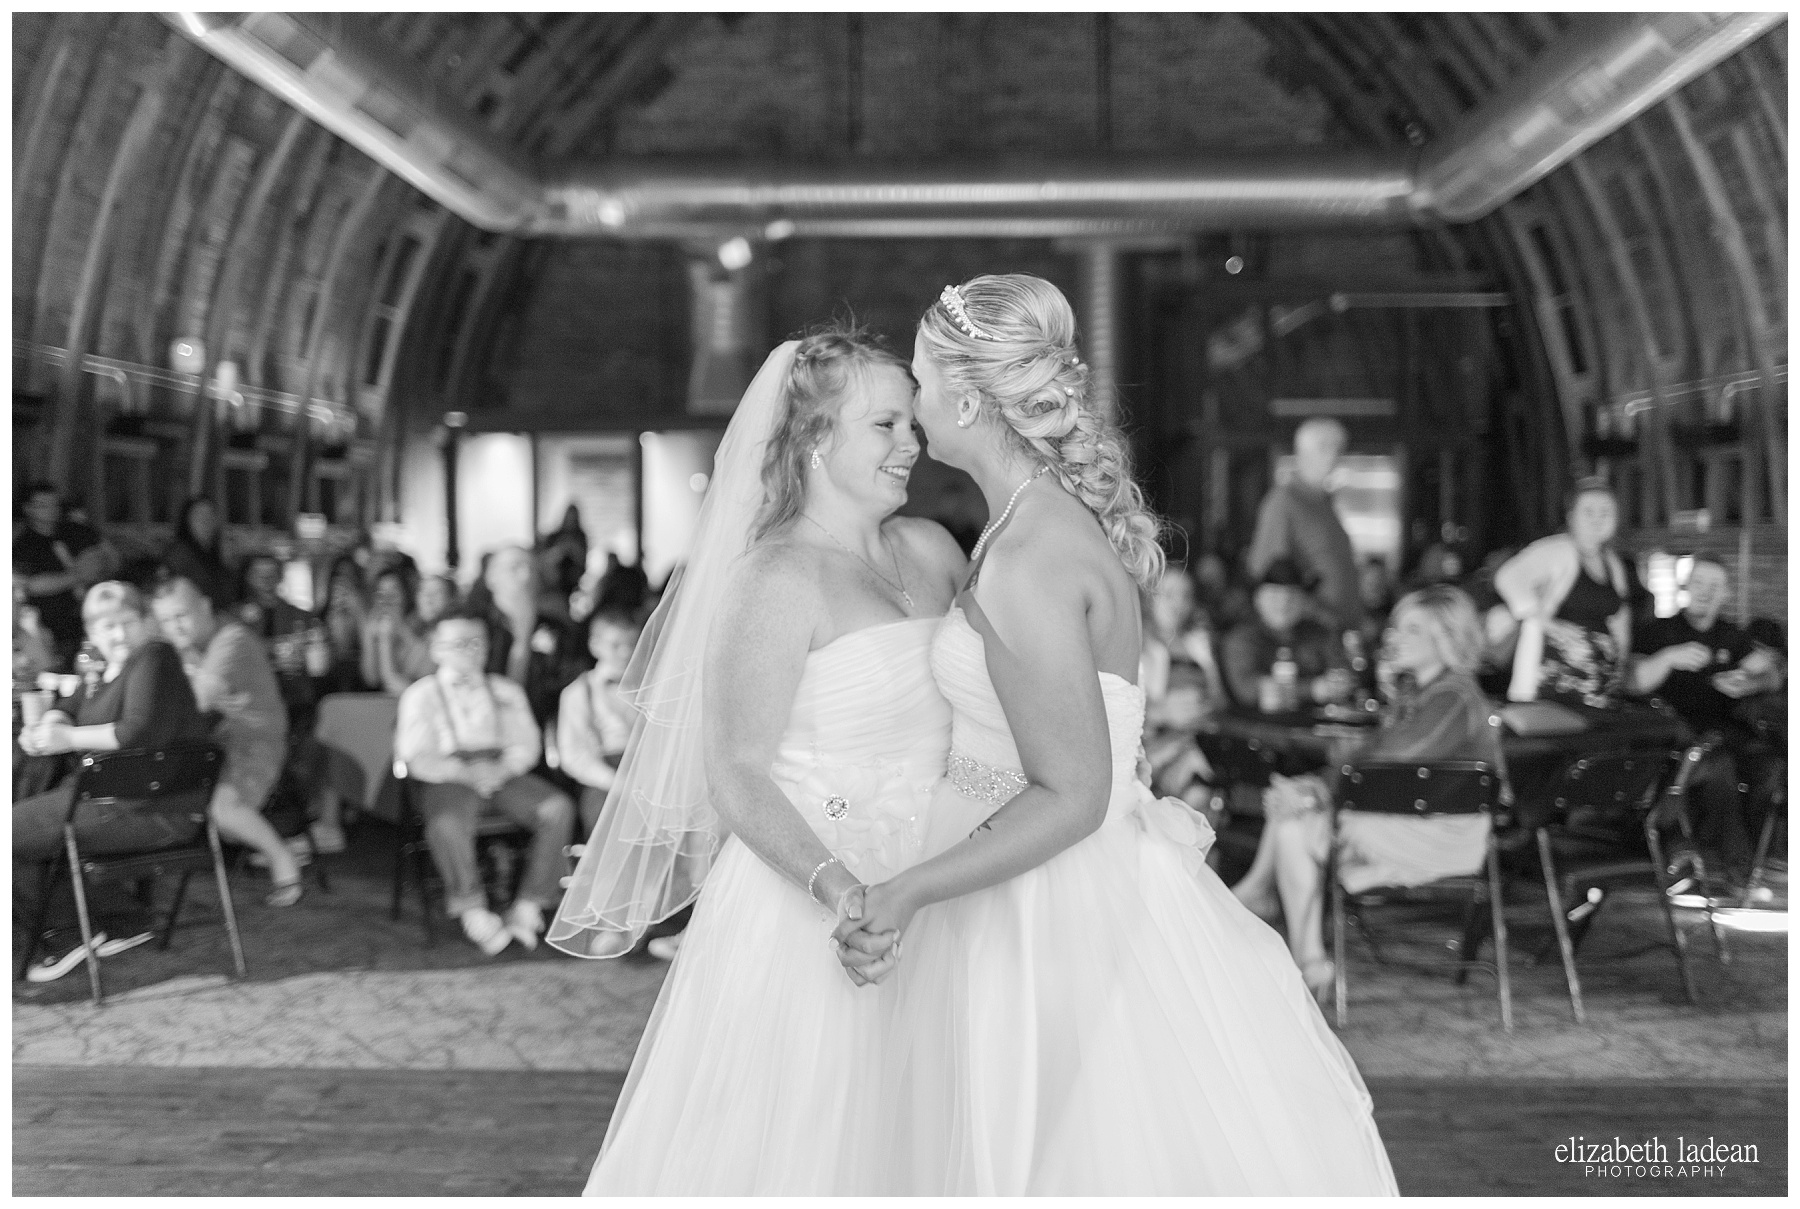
[
  {"x1": 932, "y1": 607, "x2": 1146, "y2": 817},
  {"x1": 767, "y1": 616, "x2": 950, "y2": 881}
]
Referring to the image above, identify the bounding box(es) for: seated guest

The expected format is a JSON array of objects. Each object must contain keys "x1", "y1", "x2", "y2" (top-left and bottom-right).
[
  {"x1": 1491, "y1": 478, "x2": 1635, "y2": 713},
  {"x1": 1221, "y1": 557, "x2": 1356, "y2": 711},
  {"x1": 1631, "y1": 556, "x2": 1784, "y2": 890},
  {"x1": 1141, "y1": 565, "x2": 1228, "y2": 807},
  {"x1": 16, "y1": 582, "x2": 213, "y2": 867},
  {"x1": 162, "y1": 496, "x2": 235, "y2": 613},
  {"x1": 557, "y1": 608, "x2": 643, "y2": 833},
  {"x1": 236, "y1": 553, "x2": 347, "y2": 855},
  {"x1": 151, "y1": 578, "x2": 305, "y2": 906},
  {"x1": 14, "y1": 483, "x2": 111, "y2": 662},
  {"x1": 394, "y1": 609, "x2": 577, "y2": 956},
  {"x1": 1231, "y1": 585, "x2": 1505, "y2": 1002},
  {"x1": 317, "y1": 554, "x2": 371, "y2": 694},
  {"x1": 470, "y1": 545, "x2": 589, "y2": 734},
  {"x1": 236, "y1": 553, "x2": 319, "y2": 697},
  {"x1": 15, "y1": 581, "x2": 61, "y2": 695},
  {"x1": 361, "y1": 566, "x2": 437, "y2": 695},
  {"x1": 417, "y1": 573, "x2": 458, "y2": 629}
]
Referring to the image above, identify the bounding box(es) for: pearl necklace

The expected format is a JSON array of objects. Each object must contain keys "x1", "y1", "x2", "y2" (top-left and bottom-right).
[
  {"x1": 802, "y1": 516, "x2": 914, "y2": 610},
  {"x1": 971, "y1": 465, "x2": 1049, "y2": 563}
]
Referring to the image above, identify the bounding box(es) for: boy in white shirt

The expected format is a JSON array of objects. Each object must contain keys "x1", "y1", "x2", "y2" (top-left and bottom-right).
[
  {"x1": 556, "y1": 608, "x2": 641, "y2": 835},
  {"x1": 395, "y1": 609, "x2": 576, "y2": 955}
]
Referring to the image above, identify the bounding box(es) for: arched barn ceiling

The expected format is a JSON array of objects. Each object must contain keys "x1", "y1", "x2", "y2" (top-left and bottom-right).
[{"x1": 12, "y1": 13, "x2": 1786, "y2": 558}]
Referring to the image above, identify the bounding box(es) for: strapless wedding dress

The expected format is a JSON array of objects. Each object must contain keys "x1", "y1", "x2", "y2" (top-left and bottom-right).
[
  {"x1": 877, "y1": 607, "x2": 1398, "y2": 1195},
  {"x1": 586, "y1": 617, "x2": 948, "y2": 1195}
]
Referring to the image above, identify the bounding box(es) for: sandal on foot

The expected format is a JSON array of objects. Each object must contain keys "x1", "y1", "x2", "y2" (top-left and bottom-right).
[{"x1": 266, "y1": 880, "x2": 304, "y2": 908}]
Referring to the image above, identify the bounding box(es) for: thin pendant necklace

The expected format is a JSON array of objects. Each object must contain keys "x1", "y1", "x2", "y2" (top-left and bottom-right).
[
  {"x1": 802, "y1": 515, "x2": 913, "y2": 610},
  {"x1": 971, "y1": 465, "x2": 1049, "y2": 563}
]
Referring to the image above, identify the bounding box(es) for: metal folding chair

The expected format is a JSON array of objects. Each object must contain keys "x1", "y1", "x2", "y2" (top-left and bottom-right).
[
  {"x1": 1330, "y1": 760, "x2": 1511, "y2": 1031},
  {"x1": 1530, "y1": 744, "x2": 1715, "y2": 1024},
  {"x1": 18, "y1": 744, "x2": 244, "y2": 1007}
]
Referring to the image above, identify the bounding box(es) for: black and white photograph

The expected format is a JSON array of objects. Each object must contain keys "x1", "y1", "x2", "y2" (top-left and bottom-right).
[{"x1": 10, "y1": 9, "x2": 1789, "y2": 1197}]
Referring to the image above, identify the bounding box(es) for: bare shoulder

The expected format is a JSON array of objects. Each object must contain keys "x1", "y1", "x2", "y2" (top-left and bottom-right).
[
  {"x1": 885, "y1": 515, "x2": 966, "y2": 574},
  {"x1": 720, "y1": 538, "x2": 827, "y2": 635}
]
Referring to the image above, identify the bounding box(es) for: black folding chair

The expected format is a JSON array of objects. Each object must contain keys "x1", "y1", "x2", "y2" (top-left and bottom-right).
[
  {"x1": 1530, "y1": 745, "x2": 1714, "y2": 1024},
  {"x1": 1194, "y1": 729, "x2": 1311, "y2": 868},
  {"x1": 18, "y1": 744, "x2": 244, "y2": 1007},
  {"x1": 1329, "y1": 760, "x2": 1511, "y2": 1031},
  {"x1": 389, "y1": 761, "x2": 531, "y2": 946}
]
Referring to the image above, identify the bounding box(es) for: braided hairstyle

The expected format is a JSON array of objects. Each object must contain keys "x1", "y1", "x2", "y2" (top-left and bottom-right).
[
  {"x1": 753, "y1": 321, "x2": 911, "y2": 543},
  {"x1": 919, "y1": 273, "x2": 1164, "y2": 587}
]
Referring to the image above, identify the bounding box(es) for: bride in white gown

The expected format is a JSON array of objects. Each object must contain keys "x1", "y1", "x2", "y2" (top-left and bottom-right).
[
  {"x1": 547, "y1": 326, "x2": 965, "y2": 1193},
  {"x1": 833, "y1": 275, "x2": 1399, "y2": 1195}
]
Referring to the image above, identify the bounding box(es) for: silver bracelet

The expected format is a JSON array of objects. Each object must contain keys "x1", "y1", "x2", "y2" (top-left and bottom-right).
[{"x1": 806, "y1": 855, "x2": 842, "y2": 904}]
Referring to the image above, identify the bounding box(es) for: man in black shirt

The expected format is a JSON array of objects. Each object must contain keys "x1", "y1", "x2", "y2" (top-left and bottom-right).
[
  {"x1": 13, "y1": 484, "x2": 108, "y2": 661},
  {"x1": 1632, "y1": 556, "x2": 1784, "y2": 889}
]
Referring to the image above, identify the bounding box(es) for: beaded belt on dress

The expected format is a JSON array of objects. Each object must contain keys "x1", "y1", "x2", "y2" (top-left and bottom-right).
[{"x1": 947, "y1": 751, "x2": 1029, "y2": 806}]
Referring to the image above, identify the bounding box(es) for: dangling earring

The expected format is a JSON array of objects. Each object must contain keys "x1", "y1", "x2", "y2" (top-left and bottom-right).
[{"x1": 810, "y1": 449, "x2": 823, "y2": 469}]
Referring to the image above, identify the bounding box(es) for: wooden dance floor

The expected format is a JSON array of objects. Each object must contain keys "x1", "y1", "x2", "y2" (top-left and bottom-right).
[{"x1": 14, "y1": 1066, "x2": 1785, "y2": 1195}]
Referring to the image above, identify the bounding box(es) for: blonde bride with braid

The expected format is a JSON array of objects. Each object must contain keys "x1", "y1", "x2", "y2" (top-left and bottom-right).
[{"x1": 831, "y1": 274, "x2": 1398, "y2": 1195}]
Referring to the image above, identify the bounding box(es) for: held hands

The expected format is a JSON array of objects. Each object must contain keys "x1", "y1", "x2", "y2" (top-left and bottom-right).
[{"x1": 830, "y1": 880, "x2": 916, "y2": 987}]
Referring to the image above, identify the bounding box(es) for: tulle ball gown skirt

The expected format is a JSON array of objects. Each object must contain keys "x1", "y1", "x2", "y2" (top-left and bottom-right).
[
  {"x1": 584, "y1": 835, "x2": 900, "y2": 1194},
  {"x1": 876, "y1": 780, "x2": 1401, "y2": 1196}
]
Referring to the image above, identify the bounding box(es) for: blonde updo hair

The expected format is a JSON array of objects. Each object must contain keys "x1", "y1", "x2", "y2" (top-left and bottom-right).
[
  {"x1": 1391, "y1": 584, "x2": 1485, "y2": 677},
  {"x1": 918, "y1": 273, "x2": 1164, "y2": 587},
  {"x1": 753, "y1": 322, "x2": 910, "y2": 542}
]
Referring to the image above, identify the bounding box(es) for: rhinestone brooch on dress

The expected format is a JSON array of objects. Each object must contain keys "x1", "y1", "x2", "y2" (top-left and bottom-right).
[{"x1": 823, "y1": 795, "x2": 850, "y2": 821}]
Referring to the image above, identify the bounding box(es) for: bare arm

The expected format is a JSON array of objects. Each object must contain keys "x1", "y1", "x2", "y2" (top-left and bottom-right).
[
  {"x1": 844, "y1": 537, "x2": 1114, "y2": 939},
  {"x1": 702, "y1": 548, "x2": 864, "y2": 914}
]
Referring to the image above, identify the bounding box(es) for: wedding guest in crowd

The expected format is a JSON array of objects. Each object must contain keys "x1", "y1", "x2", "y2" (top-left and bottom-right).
[
  {"x1": 394, "y1": 609, "x2": 577, "y2": 956},
  {"x1": 469, "y1": 545, "x2": 589, "y2": 734},
  {"x1": 417, "y1": 573, "x2": 459, "y2": 629},
  {"x1": 1247, "y1": 418, "x2": 1362, "y2": 632},
  {"x1": 361, "y1": 565, "x2": 437, "y2": 694},
  {"x1": 1231, "y1": 585, "x2": 1505, "y2": 1003},
  {"x1": 556, "y1": 608, "x2": 642, "y2": 833},
  {"x1": 162, "y1": 496, "x2": 235, "y2": 612},
  {"x1": 151, "y1": 577, "x2": 305, "y2": 905},
  {"x1": 14, "y1": 582, "x2": 61, "y2": 693},
  {"x1": 1632, "y1": 556, "x2": 1785, "y2": 893},
  {"x1": 542, "y1": 505, "x2": 590, "y2": 604},
  {"x1": 1221, "y1": 557, "x2": 1356, "y2": 711},
  {"x1": 14, "y1": 483, "x2": 112, "y2": 661},
  {"x1": 317, "y1": 554, "x2": 371, "y2": 694},
  {"x1": 1491, "y1": 477, "x2": 1635, "y2": 714},
  {"x1": 1140, "y1": 565, "x2": 1228, "y2": 807},
  {"x1": 15, "y1": 584, "x2": 212, "y2": 947}
]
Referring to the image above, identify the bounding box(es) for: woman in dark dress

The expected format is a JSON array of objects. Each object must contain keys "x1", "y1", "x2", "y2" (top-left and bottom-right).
[
  {"x1": 162, "y1": 497, "x2": 234, "y2": 612},
  {"x1": 15, "y1": 582, "x2": 212, "y2": 864},
  {"x1": 1492, "y1": 478, "x2": 1635, "y2": 713}
]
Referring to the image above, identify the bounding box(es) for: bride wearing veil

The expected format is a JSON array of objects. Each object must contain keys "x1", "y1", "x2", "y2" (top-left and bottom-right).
[{"x1": 548, "y1": 325, "x2": 963, "y2": 1194}]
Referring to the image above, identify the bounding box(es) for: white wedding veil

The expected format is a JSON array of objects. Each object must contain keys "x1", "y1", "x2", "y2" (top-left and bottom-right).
[{"x1": 548, "y1": 340, "x2": 801, "y2": 958}]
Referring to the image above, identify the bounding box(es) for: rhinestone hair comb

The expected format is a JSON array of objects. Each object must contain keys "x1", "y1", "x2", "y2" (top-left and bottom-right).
[{"x1": 939, "y1": 284, "x2": 998, "y2": 341}]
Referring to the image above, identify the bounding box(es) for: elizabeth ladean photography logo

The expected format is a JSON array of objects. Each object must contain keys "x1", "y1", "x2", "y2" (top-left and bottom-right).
[{"x1": 1556, "y1": 1136, "x2": 1760, "y2": 1179}]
